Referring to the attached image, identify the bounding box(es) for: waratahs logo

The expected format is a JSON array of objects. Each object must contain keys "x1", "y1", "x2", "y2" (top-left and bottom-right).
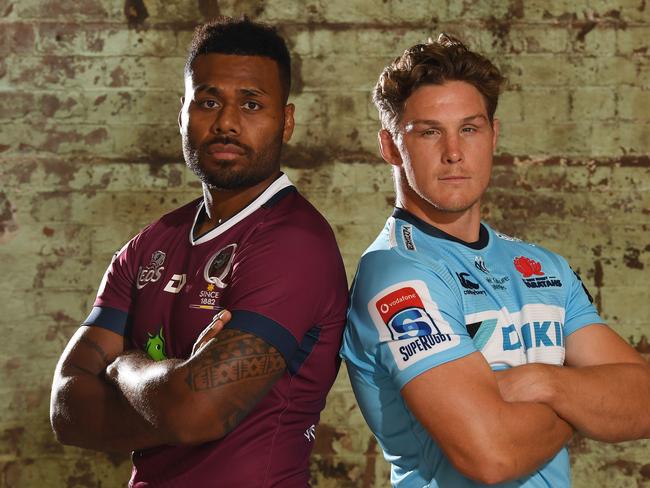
[
  {"x1": 513, "y1": 256, "x2": 562, "y2": 289},
  {"x1": 514, "y1": 256, "x2": 544, "y2": 277}
]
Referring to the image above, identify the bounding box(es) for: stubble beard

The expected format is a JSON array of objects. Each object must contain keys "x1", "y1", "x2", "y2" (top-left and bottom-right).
[{"x1": 182, "y1": 129, "x2": 284, "y2": 190}]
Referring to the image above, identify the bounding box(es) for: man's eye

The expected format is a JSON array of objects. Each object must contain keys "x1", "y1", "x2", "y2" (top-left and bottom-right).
[
  {"x1": 200, "y1": 100, "x2": 218, "y2": 109},
  {"x1": 242, "y1": 101, "x2": 261, "y2": 111},
  {"x1": 461, "y1": 126, "x2": 477, "y2": 133},
  {"x1": 421, "y1": 129, "x2": 440, "y2": 136}
]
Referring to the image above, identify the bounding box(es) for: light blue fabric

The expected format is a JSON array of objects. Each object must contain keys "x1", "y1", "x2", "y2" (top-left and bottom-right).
[{"x1": 341, "y1": 210, "x2": 603, "y2": 488}]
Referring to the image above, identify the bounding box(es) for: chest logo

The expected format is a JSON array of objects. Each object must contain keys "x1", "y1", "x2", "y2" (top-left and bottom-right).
[
  {"x1": 513, "y1": 256, "x2": 562, "y2": 289},
  {"x1": 164, "y1": 273, "x2": 187, "y2": 294},
  {"x1": 456, "y1": 272, "x2": 487, "y2": 296},
  {"x1": 475, "y1": 256, "x2": 489, "y2": 274},
  {"x1": 145, "y1": 328, "x2": 167, "y2": 361},
  {"x1": 137, "y1": 251, "x2": 166, "y2": 289},
  {"x1": 204, "y1": 244, "x2": 237, "y2": 289}
]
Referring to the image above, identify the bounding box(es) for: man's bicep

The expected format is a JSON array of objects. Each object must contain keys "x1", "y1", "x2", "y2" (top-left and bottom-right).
[
  {"x1": 183, "y1": 328, "x2": 286, "y2": 435},
  {"x1": 565, "y1": 324, "x2": 646, "y2": 367},
  {"x1": 402, "y1": 352, "x2": 502, "y2": 439}
]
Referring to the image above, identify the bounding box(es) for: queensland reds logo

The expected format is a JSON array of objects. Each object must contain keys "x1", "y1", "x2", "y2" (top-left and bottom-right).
[
  {"x1": 204, "y1": 243, "x2": 237, "y2": 288},
  {"x1": 513, "y1": 256, "x2": 545, "y2": 278}
]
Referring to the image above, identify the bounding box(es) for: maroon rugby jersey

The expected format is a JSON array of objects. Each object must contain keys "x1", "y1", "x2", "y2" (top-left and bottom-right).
[{"x1": 84, "y1": 174, "x2": 349, "y2": 487}]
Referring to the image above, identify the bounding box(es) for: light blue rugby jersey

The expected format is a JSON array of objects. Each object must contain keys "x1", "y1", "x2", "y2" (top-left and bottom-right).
[{"x1": 340, "y1": 208, "x2": 603, "y2": 488}]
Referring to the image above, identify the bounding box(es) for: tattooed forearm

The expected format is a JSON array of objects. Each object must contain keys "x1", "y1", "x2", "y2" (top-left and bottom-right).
[{"x1": 185, "y1": 329, "x2": 285, "y2": 392}]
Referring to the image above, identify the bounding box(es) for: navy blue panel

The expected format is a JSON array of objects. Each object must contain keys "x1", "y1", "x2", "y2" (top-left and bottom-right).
[
  {"x1": 393, "y1": 207, "x2": 489, "y2": 250},
  {"x1": 288, "y1": 325, "x2": 321, "y2": 375},
  {"x1": 226, "y1": 310, "x2": 299, "y2": 366},
  {"x1": 82, "y1": 306, "x2": 128, "y2": 335},
  {"x1": 261, "y1": 186, "x2": 296, "y2": 208}
]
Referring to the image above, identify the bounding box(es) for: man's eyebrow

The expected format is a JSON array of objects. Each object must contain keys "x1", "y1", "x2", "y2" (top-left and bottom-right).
[
  {"x1": 407, "y1": 114, "x2": 489, "y2": 126},
  {"x1": 193, "y1": 85, "x2": 269, "y2": 97}
]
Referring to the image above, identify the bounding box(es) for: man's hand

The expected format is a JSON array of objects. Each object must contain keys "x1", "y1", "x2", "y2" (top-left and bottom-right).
[
  {"x1": 191, "y1": 310, "x2": 232, "y2": 357},
  {"x1": 495, "y1": 364, "x2": 558, "y2": 404},
  {"x1": 105, "y1": 312, "x2": 285, "y2": 445}
]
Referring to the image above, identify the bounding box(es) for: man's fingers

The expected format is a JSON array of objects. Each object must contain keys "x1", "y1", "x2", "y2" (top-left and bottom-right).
[{"x1": 191, "y1": 309, "x2": 232, "y2": 356}]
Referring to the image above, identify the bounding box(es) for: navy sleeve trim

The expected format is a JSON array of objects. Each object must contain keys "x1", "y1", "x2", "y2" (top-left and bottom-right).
[
  {"x1": 82, "y1": 306, "x2": 128, "y2": 335},
  {"x1": 289, "y1": 324, "x2": 321, "y2": 375},
  {"x1": 226, "y1": 310, "x2": 299, "y2": 369}
]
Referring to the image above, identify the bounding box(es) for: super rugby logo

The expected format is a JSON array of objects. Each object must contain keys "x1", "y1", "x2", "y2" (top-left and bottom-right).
[
  {"x1": 368, "y1": 281, "x2": 458, "y2": 369},
  {"x1": 514, "y1": 256, "x2": 562, "y2": 289},
  {"x1": 375, "y1": 286, "x2": 440, "y2": 340},
  {"x1": 137, "y1": 250, "x2": 166, "y2": 289}
]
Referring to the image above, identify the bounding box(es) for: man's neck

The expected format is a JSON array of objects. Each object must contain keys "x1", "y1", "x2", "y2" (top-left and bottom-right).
[
  {"x1": 197, "y1": 171, "x2": 281, "y2": 236},
  {"x1": 396, "y1": 191, "x2": 482, "y2": 244}
]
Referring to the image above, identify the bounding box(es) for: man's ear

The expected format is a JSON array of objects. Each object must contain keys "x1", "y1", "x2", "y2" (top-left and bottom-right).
[
  {"x1": 178, "y1": 96, "x2": 185, "y2": 134},
  {"x1": 491, "y1": 117, "x2": 500, "y2": 151},
  {"x1": 282, "y1": 103, "x2": 295, "y2": 143},
  {"x1": 378, "y1": 129, "x2": 403, "y2": 166}
]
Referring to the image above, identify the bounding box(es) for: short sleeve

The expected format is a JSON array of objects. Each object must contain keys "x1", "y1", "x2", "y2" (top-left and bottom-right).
[
  {"x1": 222, "y1": 219, "x2": 348, "y2": 371},
  {"x1": 561, "y1": 257, "x2": 604, "y2": 336},
  {"x1": 81, "y1": 236, "x2": 140, "y2": 335},
  {"x1": 342, "y1": 250, "x2": 476, "y2": 389}
]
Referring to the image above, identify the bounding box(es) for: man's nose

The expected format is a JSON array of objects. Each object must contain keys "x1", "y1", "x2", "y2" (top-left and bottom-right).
[
  {"x1": 211, "y1": 103, "x2": 240, "y2": 135},
  {"x1": 442, "y1": 133, "x2": 463, "y2": 164}
]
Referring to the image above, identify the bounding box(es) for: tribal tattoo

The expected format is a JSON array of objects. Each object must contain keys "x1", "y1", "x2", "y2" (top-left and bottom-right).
[{"x1": 185, "y1": 329, "x2": 285, "y2": 392}]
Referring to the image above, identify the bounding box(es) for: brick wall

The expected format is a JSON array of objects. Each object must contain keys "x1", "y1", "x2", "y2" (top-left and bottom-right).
[{"x1": 1, "y1": 0, "x2": 649, "y2": 486}]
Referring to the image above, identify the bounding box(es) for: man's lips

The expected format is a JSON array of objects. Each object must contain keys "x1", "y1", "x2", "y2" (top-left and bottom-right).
[
  {"x1": 206, "y1": 143, "x2": 247, "y2": 160},
  {"x1": 438, "y1": 175, "x2": 470, "y2": 181}
]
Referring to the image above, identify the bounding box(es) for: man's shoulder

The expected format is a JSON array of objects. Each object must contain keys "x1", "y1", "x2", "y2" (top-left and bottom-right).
[{"x1": 258, "y1": 189, "x2": 341, "y2": 253}]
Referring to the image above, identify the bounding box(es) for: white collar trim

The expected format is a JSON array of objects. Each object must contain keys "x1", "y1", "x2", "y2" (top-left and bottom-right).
[{"x1": 190, "y1": 174, "x2": 294, "y2": 246}]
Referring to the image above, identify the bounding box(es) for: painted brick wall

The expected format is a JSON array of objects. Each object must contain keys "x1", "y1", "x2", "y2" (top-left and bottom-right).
[{"x1": 1, "y1": 0, "x2": 649, "y2": 486}]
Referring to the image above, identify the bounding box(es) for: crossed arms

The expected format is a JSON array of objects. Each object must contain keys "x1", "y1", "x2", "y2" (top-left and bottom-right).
[
  {"x1": 401, "y1": 324, "x2": 650, "y2": 484},
  {"x1": 50, "y1": 311, "x2": 286, "y2": 452}
]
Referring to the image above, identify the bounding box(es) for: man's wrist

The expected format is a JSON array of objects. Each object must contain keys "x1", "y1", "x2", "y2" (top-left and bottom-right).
[{"x1": 534, "y1": 363, "x2": 563, "y2": 406}]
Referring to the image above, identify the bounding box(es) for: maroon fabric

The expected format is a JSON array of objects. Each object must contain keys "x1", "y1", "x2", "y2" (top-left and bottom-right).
[{"x1": 93, "y1": 185, "x2": 348, "y2": 487}]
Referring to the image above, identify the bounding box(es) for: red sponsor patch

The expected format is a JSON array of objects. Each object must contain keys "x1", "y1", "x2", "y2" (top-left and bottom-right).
[
  {"x1": 376, "y1": 286, "x2": 424, "y2": 324},
  {"x1": 513, "y1": 256, "x2": 544, "y2": 278}
]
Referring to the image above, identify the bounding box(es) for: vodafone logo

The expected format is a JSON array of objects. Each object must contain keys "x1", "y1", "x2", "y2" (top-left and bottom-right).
[{"x1": 380, "y1": 303, "x2": 389, "y2": 314}]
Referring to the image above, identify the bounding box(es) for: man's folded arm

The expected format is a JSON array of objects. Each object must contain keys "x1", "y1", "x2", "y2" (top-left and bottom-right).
[
  {"x1": 49, "y1": 325, "x2": 174, "y2": 452},
  {"x1": 497, "y1": 324, "x2": 650, "y2": 442},
  {"x1": 105, "y1": 327, "x2": 286, "y2": 445},
  {"x1": 401, "y1": 351, "x2": 573, "y2": 485}
]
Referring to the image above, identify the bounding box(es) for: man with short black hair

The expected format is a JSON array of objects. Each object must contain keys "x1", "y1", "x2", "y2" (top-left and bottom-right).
[
  {"x1": 50, "y1": 18, "x2": 348, "y2": 487},
  {"x1": 341, "y1": 34, "x2": 650, "y2": 487}
]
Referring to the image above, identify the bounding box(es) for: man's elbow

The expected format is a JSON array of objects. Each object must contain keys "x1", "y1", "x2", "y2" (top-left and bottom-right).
[
  {"x1": 162, "y1": 396, "x2": 228, "y2": 445},
  {"x1": 449, "y1": 446, "x2": 520, "y2": 485},
  {"x1": 50, "y1": 405, "x2": 79, "y2": 447}
]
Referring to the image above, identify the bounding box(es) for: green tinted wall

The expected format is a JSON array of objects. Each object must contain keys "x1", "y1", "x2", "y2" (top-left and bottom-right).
[{"x1": 1, "y1": 0, "x2": 649, "y2": 486}]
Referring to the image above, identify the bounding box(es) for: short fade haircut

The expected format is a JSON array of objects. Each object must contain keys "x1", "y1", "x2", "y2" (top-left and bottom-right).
[
  {"x1": 185, "y1": 17, "x2": 292, "y2": 102},
  {"x1": 373, "y1": 33, "x2": 505, "y2": 134}
]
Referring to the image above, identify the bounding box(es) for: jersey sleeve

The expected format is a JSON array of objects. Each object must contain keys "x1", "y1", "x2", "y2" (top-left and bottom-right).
[
  {"x1": 222, "y1": 219, "x2": 348, "y2": 373},
  {"x1": 81, "y1": 234, "x2": 141, "y2": 335},
  {"x1": 341, "y1": 249, "x2": 476, "y2": 390},
  {"x1": 559, "y1": 256, "x2": 605, "y2": 335}
]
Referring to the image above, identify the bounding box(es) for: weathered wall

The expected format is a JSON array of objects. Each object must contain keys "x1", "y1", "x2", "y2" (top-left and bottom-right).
[{"x1": 1, "y1": 0, "x2": 649, "y2": 486}]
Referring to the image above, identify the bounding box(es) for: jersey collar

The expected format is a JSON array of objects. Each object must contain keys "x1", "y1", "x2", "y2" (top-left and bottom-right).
[
  {"x1": 191, "y1": 173, "x2": 294, "y2": 245},
  {"x1": 392, "y1": 207, "x2": 490, "y2": 250}
]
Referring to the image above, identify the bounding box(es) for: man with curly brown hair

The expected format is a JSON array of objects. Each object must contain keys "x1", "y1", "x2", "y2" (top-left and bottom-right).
[{"x1": 341, "y1": 34, "x2": 650, "y2": 487}]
